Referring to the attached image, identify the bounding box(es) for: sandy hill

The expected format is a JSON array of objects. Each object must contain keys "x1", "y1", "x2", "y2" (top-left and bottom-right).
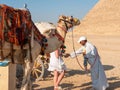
[{"x1": 74, "y1": 0, "x2": 120, "y2": 35}]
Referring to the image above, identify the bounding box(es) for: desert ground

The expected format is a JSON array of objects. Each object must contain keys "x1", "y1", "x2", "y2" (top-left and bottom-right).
[{"x1": 33, "y1": 33, "x2": 120, "y2": 90}]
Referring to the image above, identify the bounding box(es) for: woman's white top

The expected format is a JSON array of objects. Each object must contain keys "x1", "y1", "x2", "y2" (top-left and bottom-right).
[{"x1": 48, "y1": 49, "x2": 66, "y2": 72}]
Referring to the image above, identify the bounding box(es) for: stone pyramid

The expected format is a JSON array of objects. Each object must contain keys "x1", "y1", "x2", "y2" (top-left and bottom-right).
[{"x1": 75, "y1": 0, "x2": 120, "y2": 35}]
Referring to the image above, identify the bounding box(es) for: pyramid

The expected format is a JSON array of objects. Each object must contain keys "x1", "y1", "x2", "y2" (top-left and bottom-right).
[{"x1": 75, "y1": 0, "x2": 120, "y2": 35}]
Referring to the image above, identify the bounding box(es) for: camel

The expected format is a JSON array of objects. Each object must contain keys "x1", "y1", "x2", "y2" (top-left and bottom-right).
[
  {"x1": 0, "y1": 4, "x2": 44, "y2": 90},
  {"x1": 0, "y1": 4, "x2": 80, "y2": 90},
  {"x1": 21, "y1": 15, "x2": 80, "y2": 90},
  {"x1": 25, "y1": 15, "x2": 80, "y2": 89},
  {"x1": 35, "y1": 15, "x2": 80, "y2": 53}
]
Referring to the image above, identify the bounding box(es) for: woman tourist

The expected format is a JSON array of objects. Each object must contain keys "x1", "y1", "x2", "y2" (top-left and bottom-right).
[{"x1": 48, "y1": 48, "x2": 67, "y2": 90}]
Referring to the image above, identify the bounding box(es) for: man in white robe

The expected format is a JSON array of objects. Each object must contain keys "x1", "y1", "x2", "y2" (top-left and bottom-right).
[{"x1": 70, "y1": 36, "x2": 109, "y2": 90}]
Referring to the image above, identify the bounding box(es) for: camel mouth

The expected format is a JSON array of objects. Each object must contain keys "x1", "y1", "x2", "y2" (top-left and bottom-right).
[{"x1": 74, "y1": 18, "x2": 80, "y2": 26}]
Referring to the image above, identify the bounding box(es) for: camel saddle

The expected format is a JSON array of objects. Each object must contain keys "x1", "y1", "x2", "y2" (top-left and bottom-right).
[
  {"x1": 0, "y1": 4, "x2": 43, "y2": 62},
  {"x1": 0, "y1": 4, "x2": 33, "y2": 45}
]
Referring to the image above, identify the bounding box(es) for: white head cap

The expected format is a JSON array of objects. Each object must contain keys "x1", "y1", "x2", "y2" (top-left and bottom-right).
[{"x1": 77, "y1": 36, "x2": 87, "y2": 43}]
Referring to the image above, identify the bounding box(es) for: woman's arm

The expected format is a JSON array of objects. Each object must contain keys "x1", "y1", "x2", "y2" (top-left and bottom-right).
[{"x1": 55, "y1": 49, "x2": 59, "y2": 59}]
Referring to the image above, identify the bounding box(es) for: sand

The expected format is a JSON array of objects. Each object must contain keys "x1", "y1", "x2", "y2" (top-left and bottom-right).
[{"x1": 33, "y1": 33, "x2": 120, "y2": 90}]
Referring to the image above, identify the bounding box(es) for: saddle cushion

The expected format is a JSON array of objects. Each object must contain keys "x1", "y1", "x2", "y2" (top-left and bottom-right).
[
  {"x1": 0, "y1": 4, "x2": 32, "y2": 45},
  {"x1": 35, "y1": 22, "x2": 56, "y2": 38}
]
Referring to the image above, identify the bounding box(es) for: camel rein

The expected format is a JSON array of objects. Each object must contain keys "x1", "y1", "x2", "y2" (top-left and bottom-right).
[
  {"x1": 71, "y1": 27, "x2": 85, "y2": 70},
  {"x1": 71, "y1": 27, "x2": 98, "y2": 71},
  {"x1": 59, "y1": 19, "x2": 73, "y2": 31}
]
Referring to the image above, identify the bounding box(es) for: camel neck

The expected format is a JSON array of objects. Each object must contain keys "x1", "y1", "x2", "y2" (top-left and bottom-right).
[{"x1": 56, "y1": 23, "x2": 67, "y2": 39}]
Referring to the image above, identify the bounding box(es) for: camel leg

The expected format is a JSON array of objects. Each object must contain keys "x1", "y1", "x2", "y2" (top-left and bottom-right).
[{"x1": 21, "y1": 60, "x2": 33, "y2": 90}]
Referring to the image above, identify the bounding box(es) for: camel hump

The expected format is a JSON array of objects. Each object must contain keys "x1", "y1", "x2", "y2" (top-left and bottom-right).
[{"x1": 35, "y1": 22, "x2": 56, "y2": 34}]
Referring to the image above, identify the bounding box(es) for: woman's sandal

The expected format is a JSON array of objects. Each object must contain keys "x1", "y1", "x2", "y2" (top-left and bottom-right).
[{"x1": 55, "y1": 86, "x2": 62, "y2": 90}]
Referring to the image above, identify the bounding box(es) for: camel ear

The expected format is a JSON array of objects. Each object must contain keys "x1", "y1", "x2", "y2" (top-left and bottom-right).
[
  {"x1": 70, "y1": 16, "x2": 73, "y2": 20},
  {"x1": 59, "y1": 15, "x2": 66, "y2": 20}
]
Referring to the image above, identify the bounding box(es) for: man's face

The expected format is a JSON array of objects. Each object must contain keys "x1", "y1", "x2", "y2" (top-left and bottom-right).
[{"x1": 80, "y1": 40, "x2": 87, "y2": 46}]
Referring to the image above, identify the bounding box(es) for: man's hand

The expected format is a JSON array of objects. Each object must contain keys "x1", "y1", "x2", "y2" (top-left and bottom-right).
[{"x1": 82, "y1": 50, "x2": 86, "y2": 56}]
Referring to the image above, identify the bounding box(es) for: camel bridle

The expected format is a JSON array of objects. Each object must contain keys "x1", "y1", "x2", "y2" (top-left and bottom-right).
[{"x1": 59, "y1": 17, "x2": 74, "y2": 31}]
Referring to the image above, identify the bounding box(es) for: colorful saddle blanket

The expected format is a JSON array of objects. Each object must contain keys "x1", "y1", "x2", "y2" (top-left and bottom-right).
[{"x1": 0, "y1": 4, "x2": 42, "y2": 45}]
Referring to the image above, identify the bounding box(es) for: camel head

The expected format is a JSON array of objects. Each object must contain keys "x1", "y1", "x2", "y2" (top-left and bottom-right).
[{"x1": 58, "y1": 15, "x2": 80, "y2": 30}]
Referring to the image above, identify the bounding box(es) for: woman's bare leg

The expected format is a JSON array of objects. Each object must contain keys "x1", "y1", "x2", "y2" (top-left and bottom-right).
[
  {"x1": 54, "y1": 70, "x2": 58, "y2": 90},
  {"x1": 56, "y1": 71, "x2": 65, "y2": 86}
]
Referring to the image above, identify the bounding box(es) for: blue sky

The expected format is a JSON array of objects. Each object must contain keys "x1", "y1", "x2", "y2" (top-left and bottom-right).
[{"x1": 0, "y1": 0, "x2": 98, "y2": 23}]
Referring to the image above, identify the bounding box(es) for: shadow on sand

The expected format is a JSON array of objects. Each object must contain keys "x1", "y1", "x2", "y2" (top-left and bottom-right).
[
  {"x1": 33, "y1": 77, "x2": 120, "y2": 90},
  {"x1": 34, "y1": 83, "x2": 74, "y2": 90},
  {"x1": 69, "y1": 77, "x2": 120, "y2": 90},
  {"x1": 67, "y1": 65, "x2": 114, "y2": 77},
  {"x1": 103, "y1": 65, "x2": 115, "y2": 71}
]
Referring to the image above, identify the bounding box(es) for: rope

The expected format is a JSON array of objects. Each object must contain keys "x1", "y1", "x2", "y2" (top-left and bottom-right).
[
  {"x1": 71, "y1": 27, "x2": 99, "y2": 78},
  {"x1": 10, "y1": 43, "x2": 14, "y2": 63},
  {"x1": 0, "y1": 40, "x2": 4, "y2": 61},
  {"x1": 71, "y1": 27, "x2": 85, "y2": 70},
  {"x1": 71, "y1": 28, "x2": 98, "y2": 71}
]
